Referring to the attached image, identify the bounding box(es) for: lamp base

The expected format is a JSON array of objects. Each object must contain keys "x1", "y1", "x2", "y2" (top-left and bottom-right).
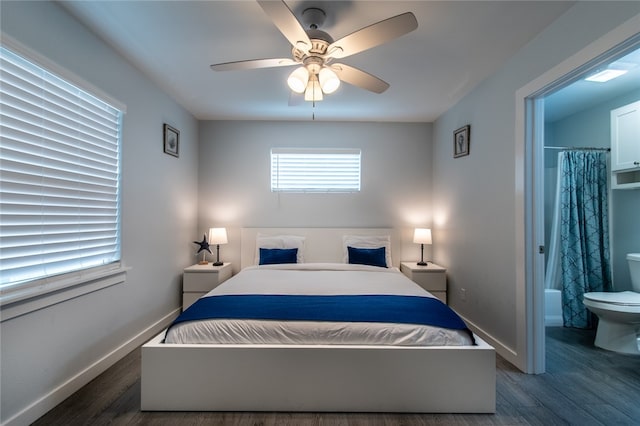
[
  {"x1": 198, "y1": 260, "x2": 209, "y2": 265},
  {"x1": 417, "y1": 261, "x2": 428, "y2": 266},
  {"x1": 212, "y1": 261, "x2": 223, "y2": 266}
]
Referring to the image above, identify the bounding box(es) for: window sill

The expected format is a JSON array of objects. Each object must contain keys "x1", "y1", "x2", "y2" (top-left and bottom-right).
[{"x1": 0, "y1": 265, "x2": 130, "y2": 322}]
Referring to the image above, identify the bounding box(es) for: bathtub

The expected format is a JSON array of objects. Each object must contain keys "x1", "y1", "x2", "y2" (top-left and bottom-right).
[{"x1": 545, "y1": 289, "x2": 563, "y2": 327}]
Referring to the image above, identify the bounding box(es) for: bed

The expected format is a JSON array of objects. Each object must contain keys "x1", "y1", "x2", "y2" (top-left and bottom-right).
[{"x1": 141, "y1": 228, "x2": 495, "y2": 413}]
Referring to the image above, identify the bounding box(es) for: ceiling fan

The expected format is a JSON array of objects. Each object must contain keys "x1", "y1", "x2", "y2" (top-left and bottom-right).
[{"x1": 210, "y1": 0, "x2": 418, "y2": 102}]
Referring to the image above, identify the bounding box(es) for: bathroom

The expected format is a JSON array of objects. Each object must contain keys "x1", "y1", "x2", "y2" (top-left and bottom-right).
[{"x1": 543, "y1": 47, "x2": 640, "y2": 349}]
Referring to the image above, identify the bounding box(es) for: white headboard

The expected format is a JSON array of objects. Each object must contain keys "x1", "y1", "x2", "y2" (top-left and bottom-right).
[{"x1": 240, "y1": 228, "x2": 401, "y2": 269}]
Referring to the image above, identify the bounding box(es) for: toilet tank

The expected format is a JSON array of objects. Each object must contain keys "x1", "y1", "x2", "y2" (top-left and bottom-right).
[{"x1": 628, "y1": 253, "x2": 640, "y2": 291}]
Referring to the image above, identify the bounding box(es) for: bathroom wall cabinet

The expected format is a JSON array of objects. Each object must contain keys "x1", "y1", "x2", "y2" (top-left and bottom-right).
[{"x1": 611, "y1": 100, "x2": 640, "y2": 189}]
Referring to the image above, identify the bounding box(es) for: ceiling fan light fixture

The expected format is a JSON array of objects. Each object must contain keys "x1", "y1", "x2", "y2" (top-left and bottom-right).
[
  {"x1": 287, "y1": 66, "x2": 309, "y2": 93},
  {"x1": 319, "y1": 67, "x2": 340, "y2": 94},
  {"x1": 304, "y1": 76, "x2": 323, "y2": 101}
]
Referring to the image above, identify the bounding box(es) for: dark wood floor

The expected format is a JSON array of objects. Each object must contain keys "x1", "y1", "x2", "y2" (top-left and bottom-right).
[{"x1": 33, "y1": 327, "x2": 640, "y2": 425}]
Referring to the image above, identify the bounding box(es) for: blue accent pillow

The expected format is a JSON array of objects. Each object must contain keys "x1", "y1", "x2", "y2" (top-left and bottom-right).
[
  {"x1": 259, "y1": 248, "x2": 298, "y2": 265},
  {"x1": 347, "y1": 246, "x2": 387, "y2": 268}
]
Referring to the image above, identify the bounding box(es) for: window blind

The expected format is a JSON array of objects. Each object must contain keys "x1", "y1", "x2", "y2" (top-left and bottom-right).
[
  {"x1": 0, "y1": 46, "x2": 122, "y2": 289},
  {"x1": 271, "y1": 148, "x2": 361, "y2": 192}
]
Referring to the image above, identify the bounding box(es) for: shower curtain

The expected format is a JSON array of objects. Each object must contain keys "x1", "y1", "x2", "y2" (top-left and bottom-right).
[{"x1": 545, "y1": 150, "x2": 611, "y2": 328}]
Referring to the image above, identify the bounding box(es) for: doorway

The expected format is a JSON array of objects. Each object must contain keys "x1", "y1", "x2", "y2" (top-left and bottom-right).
[{"x1": 517, "y1": 21, "x2": 640, "y2": 374}]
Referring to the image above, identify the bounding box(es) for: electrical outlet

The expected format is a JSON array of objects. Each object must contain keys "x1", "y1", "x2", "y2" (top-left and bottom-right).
[{"x1": 460, "y1": 288, "x2": 467, "y2": 301}]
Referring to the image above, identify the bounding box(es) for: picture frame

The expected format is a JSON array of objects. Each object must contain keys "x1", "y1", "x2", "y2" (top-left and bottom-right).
[
  {"x1": 453, "y1": 125, "x2": 470, "y2": 158},
  {"x1": 163, "y1": 123, "x2": 179, "y2": 158}
]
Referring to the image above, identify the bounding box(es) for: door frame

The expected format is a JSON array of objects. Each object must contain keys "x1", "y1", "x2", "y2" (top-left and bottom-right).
[{"x1": 515, "y1": 15, "x2": 640, "y2": 374}]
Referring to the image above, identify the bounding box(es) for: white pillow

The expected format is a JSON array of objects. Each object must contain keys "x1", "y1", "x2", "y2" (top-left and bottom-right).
[
  {"x1": 342, "y1": 235, "x2": 392, "y2": 267},
  {"x1": 254, "y1": 234, "x2": 305, "y2": 264}
]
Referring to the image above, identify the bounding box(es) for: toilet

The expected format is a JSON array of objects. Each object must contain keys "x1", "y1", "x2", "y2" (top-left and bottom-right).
[{"x1": 583, "y1": 253, "x2": 640, "y2": 355}]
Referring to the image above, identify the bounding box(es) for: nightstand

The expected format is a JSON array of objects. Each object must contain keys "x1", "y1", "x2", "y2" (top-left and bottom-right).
[
  {"x1": 400, "y1": 261, "x2": 447, "y2": 304},
  {"x1": 182, "y1": 262, "x2": 232, "y2": 310}
]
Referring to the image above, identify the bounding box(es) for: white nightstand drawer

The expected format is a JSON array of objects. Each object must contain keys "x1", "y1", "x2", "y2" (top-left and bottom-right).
[
  {"x1": 182, "y1": 263, "x2": 232, "y2": 310},
  {"x1": 183, "y1": 263, "x2": 232, "y2": 292},
  {"x1": 184, "y1": 271, "x2": 219, "y2": 292},
  {"x1": 410, "y1": 270, "x2": 446, "y2": 292},
  {"x1": 400, "y1": 261, "x2": 447, "y2": 304}
]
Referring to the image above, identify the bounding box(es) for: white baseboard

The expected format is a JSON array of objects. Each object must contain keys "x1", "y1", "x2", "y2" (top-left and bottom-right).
[
  {"x1": 2, "y1": 308, "x2": 180, "y2": 426},
  {"x1": 460, "y1": 313, "x2": 520, "y2": 370}
]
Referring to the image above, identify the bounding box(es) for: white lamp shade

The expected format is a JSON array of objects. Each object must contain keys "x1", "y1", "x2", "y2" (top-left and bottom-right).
[
  {"x1": 287, "y1": 67, "x2": 309, "y2": 93},
  {"x1": 208, "y1": 227, "x2": 228, "y2": 245},
  {"x1": 413, "y1": 228, "x2": 432, "y2": 245},
  {"x1": 319, "y1": 67, "x2": 340, "y2": 94},
  {"x1": 304, "y1": 77, "x2": 323, "y2": 101}
]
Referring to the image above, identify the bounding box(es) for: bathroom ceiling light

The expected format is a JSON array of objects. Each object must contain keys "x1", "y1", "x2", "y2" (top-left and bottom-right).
[{"x1": 585, "y1": 68, "x2": 628, "y2": 83}]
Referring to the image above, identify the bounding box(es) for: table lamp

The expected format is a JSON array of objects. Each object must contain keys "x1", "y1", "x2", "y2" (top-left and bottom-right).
[
  {"x1": 208, "y1": 227, "x2": 228, "y2": 266},
  {"x1": 413, "y1": 228, "x2": 432, "y2": 266}
]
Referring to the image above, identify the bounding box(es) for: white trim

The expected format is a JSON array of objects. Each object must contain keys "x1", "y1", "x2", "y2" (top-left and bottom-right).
[
  {"x1": 459, "y1": 313, "x2": 518, "y2": 368},
  {"x1": 1, "y1": 308, "x2": 180, "y2": 426},
  {"x1": 515, "y1": 13, "x2": 640, "y2": 374},
  {"x1": 0, "y1": 32, "x2": 126, "y2": 113},
  {"x1": 0, "y1": 266, "x2": 130, "y2": 322}
]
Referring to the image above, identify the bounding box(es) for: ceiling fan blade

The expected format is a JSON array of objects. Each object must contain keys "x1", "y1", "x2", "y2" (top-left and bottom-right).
[
  {"x1": 331, "y1": 63, "x2": 390, "y2": 94},
  {"x1": 257, "y1": 0, "x2": 311, "y2": 53},
  {"x1": 327, "y1": 12, "x2": 418, "y2": 59},
  {"x1": 210, "y1": 58, "x2": 297, "y2": 71}
]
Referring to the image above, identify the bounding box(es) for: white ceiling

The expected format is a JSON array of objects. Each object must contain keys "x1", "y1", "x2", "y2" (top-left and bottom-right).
[
  {"x1": 59, "y1": 0, "x2": 578, "y2": 122},
  {"x1": 544, "y1": 46, "x2": 640, "y2": 123}
]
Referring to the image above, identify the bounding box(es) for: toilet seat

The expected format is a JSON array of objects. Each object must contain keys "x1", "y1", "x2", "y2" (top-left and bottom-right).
[{"x1": 584, "y1": 291, "x2": 640, "y2": 306}]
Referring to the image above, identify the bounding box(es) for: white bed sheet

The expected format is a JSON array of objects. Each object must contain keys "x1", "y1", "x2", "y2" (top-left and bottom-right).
[{"x1": 165, "y1": 263, "x2": 473, "y2": 346}]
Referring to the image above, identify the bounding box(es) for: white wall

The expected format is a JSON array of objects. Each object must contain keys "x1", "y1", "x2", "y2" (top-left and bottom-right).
[
  {"x1": 0, "y1": 2, "x2": 198, "y2": 424},
  {"x1": 198, "y1": 121, "x2": 433, "y2": 272},
  {"x1": 432, "y1": 1, "x2": 640, "y2": 368}
]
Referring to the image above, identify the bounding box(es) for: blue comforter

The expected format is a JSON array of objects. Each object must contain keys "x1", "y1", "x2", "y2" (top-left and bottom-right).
[{"x1": 167, "y1": 294, "x2": 475, "y2": 344}]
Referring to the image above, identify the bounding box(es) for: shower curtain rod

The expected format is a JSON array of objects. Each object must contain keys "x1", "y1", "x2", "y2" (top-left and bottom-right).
[{"x1": 544, "y1": 146, "x2": 610, "y2": 152}]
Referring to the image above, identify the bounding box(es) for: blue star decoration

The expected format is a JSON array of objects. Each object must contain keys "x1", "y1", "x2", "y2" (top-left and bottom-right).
[{"x1": 193, "y1": 234, "x2": 212, "y2": 254}]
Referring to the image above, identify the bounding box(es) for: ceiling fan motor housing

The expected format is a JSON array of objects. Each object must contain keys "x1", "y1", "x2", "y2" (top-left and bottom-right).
[
  {"x1": 291, "y1": 7, "x2": 334, "y2": 72},
  {"x1": 301, "y1": 7, "x2": 327, "y2": 30},
  {"x1": 292, "y1": 30, "x2": 332, "y2": 62}
]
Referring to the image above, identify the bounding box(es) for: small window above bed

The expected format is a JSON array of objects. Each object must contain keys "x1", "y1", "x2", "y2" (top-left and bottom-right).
[{"x1": 271, "y1": 148, "x2": 361, "y2": 193}]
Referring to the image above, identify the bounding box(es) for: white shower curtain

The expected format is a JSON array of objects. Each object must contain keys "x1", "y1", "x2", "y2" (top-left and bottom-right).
[{"x1": 545, "y1": 159, "x2": 563, "y2": 291}]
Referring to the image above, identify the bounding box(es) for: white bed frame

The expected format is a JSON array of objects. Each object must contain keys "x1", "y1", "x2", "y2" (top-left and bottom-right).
[{"x1": 141, "y1": 228, "x2": 495, "y2": 413}]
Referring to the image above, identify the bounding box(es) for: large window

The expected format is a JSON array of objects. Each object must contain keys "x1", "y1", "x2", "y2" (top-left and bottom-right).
[
  {"x1": 271, "y1": 148, "x2": 361, "y2": 192},
  {"x1": 0, "y1": 45, "x2": 123, "y2": 299}
]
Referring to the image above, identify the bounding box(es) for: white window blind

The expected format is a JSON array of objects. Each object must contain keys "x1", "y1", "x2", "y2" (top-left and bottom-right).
[
  {"x1": 0, "y1": 46, "x2": 123, "y2": 289},
  {"x1": 271, "y1": 148, "x2": 361, "y2": 192}
]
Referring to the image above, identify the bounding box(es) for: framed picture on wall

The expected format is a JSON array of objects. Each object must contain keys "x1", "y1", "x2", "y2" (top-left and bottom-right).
[
  {"x1": 453, "y1": 125, "x2": 470, "y2": 158},
  {"x1": 163, "y1": 123, "x2": 179, "y2": 158}
]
